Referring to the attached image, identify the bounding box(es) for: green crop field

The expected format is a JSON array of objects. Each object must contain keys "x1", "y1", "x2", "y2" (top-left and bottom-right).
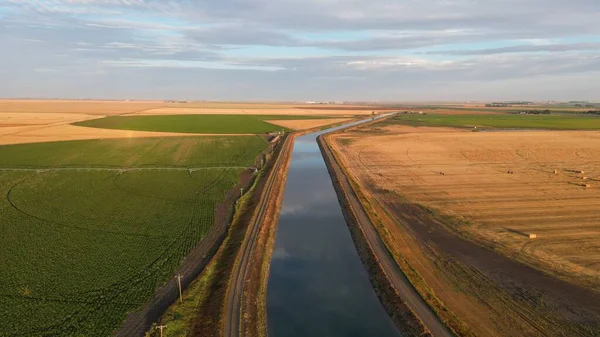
[
  {"x1": 0, "y1": 136, "x2": 267, "y2": 336},
  {"x1": 73, "y1": 115, "x2": 332, "y2": 134},
  {"x1": 382, "y1": 114, "x2": 600, "y2": 130}
]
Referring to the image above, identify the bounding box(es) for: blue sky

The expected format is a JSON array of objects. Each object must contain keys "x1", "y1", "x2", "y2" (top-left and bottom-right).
[{"x1": 1, "y1": 0, "x2": 600, "y2": 101}]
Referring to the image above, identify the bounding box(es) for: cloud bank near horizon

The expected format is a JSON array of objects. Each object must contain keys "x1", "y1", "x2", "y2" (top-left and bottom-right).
[{"x1": 2, "y1": 0, "x2": 600, "y2": 101}]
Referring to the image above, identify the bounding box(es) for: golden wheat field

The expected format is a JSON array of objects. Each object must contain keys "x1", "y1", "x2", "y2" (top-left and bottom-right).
[
  {"x1": 0, "y1": 100, "x2": 371, "y2": 145},
  {"x1": 331, "y1": 124, "x2": 600, "y2": 289}
]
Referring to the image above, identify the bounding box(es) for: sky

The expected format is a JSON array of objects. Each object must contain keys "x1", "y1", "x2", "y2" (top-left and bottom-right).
[{"x1": 1, "y1": 0, "x2": 600, "y2": 101}]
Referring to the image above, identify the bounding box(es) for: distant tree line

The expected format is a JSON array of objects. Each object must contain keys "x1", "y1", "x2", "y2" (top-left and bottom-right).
[
  {"x1": 515, "y1": 110, "x2": 552, "y2": 115},
  {"x1": 486, "y1": 101, "x2": 534, "y2": 107},
  {"x1": 486, "y1": 103, "x2": 511, "y2": 107}
]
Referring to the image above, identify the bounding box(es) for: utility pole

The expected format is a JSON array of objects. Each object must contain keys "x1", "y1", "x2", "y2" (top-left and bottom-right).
[
  {"x1": 176, "y1": 274, "x2": 183, "y2": 303},
  {"x1": 157, "y1": 325, "x2": 167, "y2": 337}
]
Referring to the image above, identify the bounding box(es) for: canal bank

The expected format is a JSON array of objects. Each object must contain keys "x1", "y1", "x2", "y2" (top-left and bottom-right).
[{"x1": 319, "y1": 133, "x2": 452, "y2": 337}]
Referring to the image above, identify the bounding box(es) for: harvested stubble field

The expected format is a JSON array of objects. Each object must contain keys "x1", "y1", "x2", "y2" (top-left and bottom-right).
[
  {"x1": 330, "y1": 123, "x2": 600, "y2": 335},
  {"x1": 0, "y1": 100, "x2": 164, "y2": 116},
  {"x1": 0, "y1": 100, "x2": 373, "y2": 145},
  {"x1": 130, "y1": 104, "x2": 379, "y2": 117},
  {"x1": 0, "y1": 136, "x2": 267, "y2": 337}
]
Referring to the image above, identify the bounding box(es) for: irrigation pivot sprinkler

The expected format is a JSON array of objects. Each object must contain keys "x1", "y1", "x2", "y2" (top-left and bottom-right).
[
  {"x1": 176, "y1": 274, "x2": 183, "y2": 303},
  {"x1": 157, "y1": 325, "x2": 167, "y2": 337}
]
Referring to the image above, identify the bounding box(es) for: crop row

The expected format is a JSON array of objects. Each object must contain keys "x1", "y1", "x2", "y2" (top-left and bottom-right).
[{"x1": 0, "y1": 136, "x2": 267, "y2": 336}]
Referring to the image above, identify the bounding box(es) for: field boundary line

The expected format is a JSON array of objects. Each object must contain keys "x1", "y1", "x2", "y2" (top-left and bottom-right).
[{"x1": 0, "y1": 166, "x2": 248, "y2": 172}]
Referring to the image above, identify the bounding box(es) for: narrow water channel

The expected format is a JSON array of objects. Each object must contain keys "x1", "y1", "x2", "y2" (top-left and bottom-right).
[{"x1": 267, "y1": 117, "x2": 402, "y2": 337}]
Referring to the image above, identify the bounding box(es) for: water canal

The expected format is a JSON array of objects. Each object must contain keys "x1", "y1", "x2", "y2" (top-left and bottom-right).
[{"x1": 267, "y1": 117, "x2": 402, "y2": 337}]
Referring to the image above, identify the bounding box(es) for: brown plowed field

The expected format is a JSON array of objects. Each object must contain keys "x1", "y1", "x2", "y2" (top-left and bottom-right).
[{"x1": 329, "y1": 124, "x2": 600, "y2": 335}]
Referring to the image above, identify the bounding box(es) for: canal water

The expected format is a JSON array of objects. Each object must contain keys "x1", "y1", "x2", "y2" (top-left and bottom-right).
[{"x1": 267, "y1": 118, "x2": 402, "y2": 337}]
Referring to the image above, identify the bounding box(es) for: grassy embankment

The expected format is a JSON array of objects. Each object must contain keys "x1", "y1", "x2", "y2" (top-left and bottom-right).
[{"x1": 146, "y1": 136, "x2": 291, "y2": 337}]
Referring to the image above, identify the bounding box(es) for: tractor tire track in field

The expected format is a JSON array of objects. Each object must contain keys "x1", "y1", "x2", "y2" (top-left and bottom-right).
[
  {"x1": 0, "y1": 293, "x2": 139, "y2": 306},
  {"x1": 93, "y1": 152, "x2": 252, "y2": 334},
  {"x1": 112, "y1": 172, "x2": 197, "y2": 204},
  {"x1": 4, "y1": 175, "x2": 190, "y2": 335},
  {"x1": 0, "y1": 166, "x2": 247, "y2": 172},
  {"x1": 6, "y1": 177, "x2": 168, "y2": 239},
  {"x1": 110, "y1": 148, "x2": 248, "y2": 204}
]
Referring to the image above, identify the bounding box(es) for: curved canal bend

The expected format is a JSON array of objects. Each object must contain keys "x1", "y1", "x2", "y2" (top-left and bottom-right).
[{"x1": 267, "y1": 117, "x2": 402, "y2": 337}]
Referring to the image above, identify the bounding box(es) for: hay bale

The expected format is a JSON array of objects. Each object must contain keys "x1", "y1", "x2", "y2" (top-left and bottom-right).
[
  {"x1": 553, "y1": 169, "x2": 558, "y2": 175},
  {"x1": 582, "y1": 177, "x2": 588, "y2": 180},
  {"x1": 528, "y1": 234, "x2": 537, "y2": 239},
  {"x1": 584, "y1": 184, "x2": 591, "y2": 189},
  {"x1": 576, "y1": 170, "x2": 585, "y2": 174}
]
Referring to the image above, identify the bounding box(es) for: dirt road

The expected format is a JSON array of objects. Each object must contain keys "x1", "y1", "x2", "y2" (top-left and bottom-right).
[{"x1": 223, "y1": 135, "x2": 292, "y2": 337}]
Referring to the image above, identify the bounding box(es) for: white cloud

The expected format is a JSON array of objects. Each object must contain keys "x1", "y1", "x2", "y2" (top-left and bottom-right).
[
  {"x1": 345, "y1": 57, "x2": 455, "y2": 70},
  {"x1": 1, "y1": 0, "x2": 599, "y2": 100}
]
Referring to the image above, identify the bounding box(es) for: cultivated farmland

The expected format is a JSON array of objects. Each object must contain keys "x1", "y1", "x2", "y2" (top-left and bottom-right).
[
  {"x1": 328, "y1": 122, "x2": 600, "y2": 335},
  {"x1": 333, "y1": 124, "x2": 600, "y2": 288},
  {"x1": 0, "y1": 136, "x2": 267, "y2": 336},
  {"x1": 0, "y1": 100, "x2": 375, "y2": 145},
  {"x1": 72, "y1": 115, "x2": 342, "y2": 135},
  {"x1": 385, "y1": 113, "x2": 600, "y2": 130},
  {"x1": 73, "y1": 115, "x2": 303, "y2": 134}
]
